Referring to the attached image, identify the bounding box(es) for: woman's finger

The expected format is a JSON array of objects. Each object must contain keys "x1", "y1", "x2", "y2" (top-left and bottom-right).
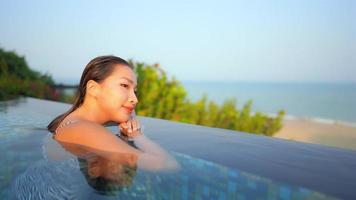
[
  {"x1": 119, "y1": 122, "x2": 126, "y2": 131},
  {"x1": 131, "y1": 119, "x2": 138, "y2": 131},
  {"x1": 119, "y1": 119, "x2": 142, "y2": 138},
  {"x1": 127, "y1": 120, "x2": 133, "y2": 133},
  {"x1": 121, "y1": 122, "x2": 127, "y2": 128},
  {"x1": 136, "y1": 120, "x2": 141, "y2": 132},
  {"x1": 135, "y1": 120, "x2": 141, "y2": 131}
]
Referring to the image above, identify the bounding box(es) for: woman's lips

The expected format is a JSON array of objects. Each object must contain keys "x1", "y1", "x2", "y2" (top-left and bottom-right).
[{"x1": 122, "y1": 106, "x2": 134, "y2": 113}]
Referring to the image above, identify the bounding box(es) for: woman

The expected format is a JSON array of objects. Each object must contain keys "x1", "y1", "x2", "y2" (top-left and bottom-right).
[{"x1": 47, "y1": 55, "x2": 178, "y2": 172}]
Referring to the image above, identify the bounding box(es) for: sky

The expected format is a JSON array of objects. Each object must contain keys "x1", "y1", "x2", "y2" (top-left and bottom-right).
[{"x1": 0, "y1": 0, "x2": 355, "y2": 84}]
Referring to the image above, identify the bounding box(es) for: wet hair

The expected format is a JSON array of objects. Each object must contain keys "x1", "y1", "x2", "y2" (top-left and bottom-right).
[
  {"x1": 47, "y1": 55, "x2": 132, "y2": 133},
  {"x1": 78, "y1": 157, "x2": 137, "y2": 195}
]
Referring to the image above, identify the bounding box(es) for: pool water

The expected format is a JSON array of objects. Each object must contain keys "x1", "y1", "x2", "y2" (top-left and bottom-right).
[{"x1": 0, "y1": 98, "x2": 351, "y2": 199}]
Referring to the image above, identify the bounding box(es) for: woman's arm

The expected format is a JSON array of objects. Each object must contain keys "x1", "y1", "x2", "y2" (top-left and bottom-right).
[
  {"x1": 131, "y1": 134, "x2": 180, "y2": 171},
  {"x1": 55, "y1": 121, "x2": 141, "y2": 155},
  {"x1": 55, "y1": 121, "x2": 179, "y2": 172},
  {"x1": 119, "y1": 117, "x2": 180, "y2": 171}
]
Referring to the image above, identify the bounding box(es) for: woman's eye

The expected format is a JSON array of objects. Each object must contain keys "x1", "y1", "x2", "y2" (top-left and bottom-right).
[{"x1": 120, "y1": 83, "x2": 129, "y2": 88}]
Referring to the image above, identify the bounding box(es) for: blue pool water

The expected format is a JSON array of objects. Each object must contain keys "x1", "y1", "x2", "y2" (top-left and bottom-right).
[{"x1": 1, "y1": 98, "x2": 355, "y2": 199}]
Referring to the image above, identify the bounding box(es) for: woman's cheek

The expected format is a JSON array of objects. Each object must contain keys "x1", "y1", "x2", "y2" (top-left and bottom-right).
[{"x1": 117, "y1": 91, "x2": 129, "y2": 104}]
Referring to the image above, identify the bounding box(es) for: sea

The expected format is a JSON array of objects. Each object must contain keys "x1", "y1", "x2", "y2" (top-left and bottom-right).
[
  {"x1": 181, "y1": 81, "x2": 356, "y2": 126},
  {"x1": 58, "y1": 79, "x2": 356, "y2": 126}
]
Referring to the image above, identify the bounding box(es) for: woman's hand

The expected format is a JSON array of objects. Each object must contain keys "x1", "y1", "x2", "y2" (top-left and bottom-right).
[{"x1": 119, "y1": 118, "x2": 142, "y2": 140}]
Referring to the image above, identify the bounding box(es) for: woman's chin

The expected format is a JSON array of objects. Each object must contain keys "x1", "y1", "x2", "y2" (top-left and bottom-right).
[{"x1": 115, "y1": 115, "x2": 130, "y2": 123}]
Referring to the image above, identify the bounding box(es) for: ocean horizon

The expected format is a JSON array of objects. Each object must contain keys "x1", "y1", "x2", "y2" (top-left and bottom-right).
[
  {"x1": 181, "y1": 81, "x2": 356, "y2": 126},
  {"x1": 57, "y1": 78, "x2": 356, "y2": 125}
]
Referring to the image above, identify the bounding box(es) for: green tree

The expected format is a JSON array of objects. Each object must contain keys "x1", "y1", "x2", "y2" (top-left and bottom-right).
[
  {"x1": 130, "y1": 60, "x2": 285, "y2": 136},
  {"x1": 0, "y1": 48, "x2": 285, "y2": 136},
  {"x1": 0, "y1": 47, "x2": 59, "y2": 101}
]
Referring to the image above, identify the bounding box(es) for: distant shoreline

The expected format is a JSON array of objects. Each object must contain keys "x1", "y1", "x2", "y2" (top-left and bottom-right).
[
  {"x1": 274, "y1": 118, "x2": 356, "y2": 150},
  {"x1": 182, "y1": 81, "x2": 356, "y2": 123},
  {"x1": 56, "y1": 86, "x2": 356, "y2": 127},
  {"x1": 269, "y1": 113, "x2": 356, "y2": 128},
  {"x1": 53, "y1": 84, "x2": 78, "y2": 89}
]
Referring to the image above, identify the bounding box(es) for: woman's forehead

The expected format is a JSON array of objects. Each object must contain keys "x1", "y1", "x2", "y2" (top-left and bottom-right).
[{"x1": 110, "y1": 65, "x2": 137, "y2": 85}]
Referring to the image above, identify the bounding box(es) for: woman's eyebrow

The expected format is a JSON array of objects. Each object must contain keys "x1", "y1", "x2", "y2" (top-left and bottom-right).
[{"x1": 119, "y1": 77, "x2": 137, "y2": 86}]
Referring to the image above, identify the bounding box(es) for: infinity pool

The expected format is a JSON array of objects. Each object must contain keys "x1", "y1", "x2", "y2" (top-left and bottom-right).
[{"x1": 1, "y1": 98, "x2": 355, "y2": 199}]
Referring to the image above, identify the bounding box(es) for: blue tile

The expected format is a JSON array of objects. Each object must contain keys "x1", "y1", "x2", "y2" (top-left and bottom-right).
[
  {"x1": 279, "y1": 186, "x2": 291, "y2": 200},
  {"x1": 203, "y1": 185, "x2": 210, "y2": 196},
  {"x1": 228, "y1": 181, "x2": 237, "y2": 193}
]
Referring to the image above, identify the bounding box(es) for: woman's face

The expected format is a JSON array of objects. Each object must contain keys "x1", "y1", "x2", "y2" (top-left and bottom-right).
[{"x1": 96, "y1": 65, "x2": 138, "y2": 123}]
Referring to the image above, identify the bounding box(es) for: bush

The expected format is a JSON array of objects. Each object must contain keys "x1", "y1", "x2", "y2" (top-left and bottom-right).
[
  {"x1": 131, "y1": 60, "x2": 285, "y2": 136},
  {"x1": 0, "y1": 47, "x2": 285, "y2": 136},
  {"x1": 0, "y1": 48, "x2": 59, "y2": 101}
]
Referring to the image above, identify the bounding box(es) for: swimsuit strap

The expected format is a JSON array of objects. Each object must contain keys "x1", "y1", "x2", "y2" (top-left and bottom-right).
[{"x1": 54, "y1": 120, "x2": 79, "y2": 136}]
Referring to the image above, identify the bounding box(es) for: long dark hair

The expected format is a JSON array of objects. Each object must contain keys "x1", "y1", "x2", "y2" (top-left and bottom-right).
[{"x1": 47, "y1": 55, "x2": 132, "y2": 133}]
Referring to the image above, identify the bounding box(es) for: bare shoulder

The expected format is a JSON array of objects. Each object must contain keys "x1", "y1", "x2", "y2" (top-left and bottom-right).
[
  {"x1": 55, "y1": 120, "x2": 140, "y2": 154},
  {"x1": 55, "y1": 120, "x2": 108, "y2": 142}
]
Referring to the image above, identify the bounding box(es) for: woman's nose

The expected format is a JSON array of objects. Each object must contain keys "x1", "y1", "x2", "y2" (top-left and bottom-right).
[{"x1": 129, "y1": 92, "x2": 138, "y2": 105}]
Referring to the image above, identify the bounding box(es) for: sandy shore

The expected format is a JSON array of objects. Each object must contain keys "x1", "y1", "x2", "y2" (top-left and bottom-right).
[{"x1": 273, "y1": 119, "x2": 356, "y2": 150}]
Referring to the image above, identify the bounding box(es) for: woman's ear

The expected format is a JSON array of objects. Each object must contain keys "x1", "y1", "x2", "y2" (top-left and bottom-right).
[{"x1": 86, "y1": 80, "x2": 100, "y2": 97}]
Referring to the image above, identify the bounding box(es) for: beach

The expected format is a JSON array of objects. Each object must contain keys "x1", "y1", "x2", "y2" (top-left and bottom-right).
[{"x1": 274, "y1": 119, "x2": 356, "y2": 150}]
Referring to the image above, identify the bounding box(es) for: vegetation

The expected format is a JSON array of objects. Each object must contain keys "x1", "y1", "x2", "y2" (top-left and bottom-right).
[
  {"x1": 132, "y1": 61, "x2": 285, "y2": 136},
  {"x1": 0, "y1": 48, "x2": 66, "y2": 101},
  {"x1": 0, "y1": 47, "x2": 284, "y2": 135}
]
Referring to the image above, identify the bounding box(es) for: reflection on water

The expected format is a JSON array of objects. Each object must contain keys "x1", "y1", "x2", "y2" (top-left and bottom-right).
[
  {"x1": 54, "y1": 137, "x2": 141, "y2": 196},
  {"x1": 5, "y1": 134, "x2": 336, "y2": 200},
  {"x1": 78, "y1": 157, "x2": 137, "y2": 195},
  {"x1": 0, "y1": 98, "x2": 342, "y2": 199},
  {"x1": 11, "y1": 139, "x2": 141, "y2": 199}
]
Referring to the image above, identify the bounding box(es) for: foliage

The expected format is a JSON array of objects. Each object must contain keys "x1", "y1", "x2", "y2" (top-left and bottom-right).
[
  {"x1": 0, "y1": 47, "x2": 285, "y2": 136},
  {"x1": 0, "y1": 48, "x2": 62, "y2": 101},
  {"x1": 131, "y1": 61, "x2": 285, "y2": 136}
]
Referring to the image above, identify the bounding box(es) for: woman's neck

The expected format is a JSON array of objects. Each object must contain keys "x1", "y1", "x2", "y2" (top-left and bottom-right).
[{"x1": 70, "y1": 102, "x2": 109, "y2": 124}]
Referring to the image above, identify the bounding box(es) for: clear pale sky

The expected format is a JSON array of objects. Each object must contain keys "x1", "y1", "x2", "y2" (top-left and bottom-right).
[{"x1": 1, "y1": 0, "x2": 355, "y2": 83}]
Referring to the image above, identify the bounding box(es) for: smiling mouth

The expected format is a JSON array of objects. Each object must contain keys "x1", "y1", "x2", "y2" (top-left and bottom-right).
[{"x1": 122, "y1": 106, "x2": 134, "y2": 113}]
